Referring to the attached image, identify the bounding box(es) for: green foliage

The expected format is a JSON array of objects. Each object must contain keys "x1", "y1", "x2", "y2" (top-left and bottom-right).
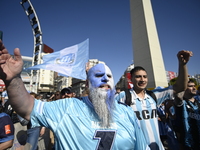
[
  {"x1": 189, "y1": 78, "x2": 198, "y2": 85},
  {"x1": 169, "y1": 77, "x2": 198, "y2": 86},
  {"x1": 169, "y1": 77, "x2": 177, "y2": 86}
]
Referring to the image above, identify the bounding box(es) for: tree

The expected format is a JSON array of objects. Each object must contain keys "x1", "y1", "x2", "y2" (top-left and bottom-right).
[{"x1": 169, "y1": 77, "x2": 197, "y2": 86}]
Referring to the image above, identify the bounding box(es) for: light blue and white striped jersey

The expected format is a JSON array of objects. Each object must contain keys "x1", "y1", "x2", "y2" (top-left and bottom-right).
[
  {"x1": 30, "y1": 97, "x2": 150, "y2": 150},
  {"x1": 115, "y1": 86, "x2": 173, "y2": 150}
]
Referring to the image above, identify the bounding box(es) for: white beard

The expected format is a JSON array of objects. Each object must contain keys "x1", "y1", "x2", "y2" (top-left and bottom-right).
[{"x1": 89, "y1": 85, "x2": 115, "y2": 128}]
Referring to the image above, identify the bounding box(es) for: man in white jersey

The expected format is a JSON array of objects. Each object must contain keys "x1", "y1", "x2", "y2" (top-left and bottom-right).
[
  {"x1": 116, "y1": 50, "x2": 193, "y2": 150},
  {"x1": 0, "y1": 40, "x2": 149, "y2": 150}
]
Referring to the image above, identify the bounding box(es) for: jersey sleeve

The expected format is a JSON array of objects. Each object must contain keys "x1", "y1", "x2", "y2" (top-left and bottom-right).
[
  {"x1": 30, "y1": 99, "x2": 68, "y2": 130},
  {"x1": 115, "y1": 91, "x2": 126, "y2": 103}
]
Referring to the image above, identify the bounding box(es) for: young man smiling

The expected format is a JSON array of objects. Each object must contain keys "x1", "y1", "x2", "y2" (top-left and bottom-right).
[{"x1": 116, "y1": 50, "x2": 193, "y2": 150}]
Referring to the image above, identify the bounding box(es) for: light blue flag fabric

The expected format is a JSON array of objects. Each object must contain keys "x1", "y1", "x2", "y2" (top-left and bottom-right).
[{"x1": 27, "y1": 39, "x2": 89, "y2": 80}]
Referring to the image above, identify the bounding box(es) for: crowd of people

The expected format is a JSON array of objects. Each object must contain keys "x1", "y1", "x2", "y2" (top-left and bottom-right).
[
  {"x1": 0, "y1": 86, "x2": 77, "y2": 149},
  {"x1": 0, "y1": 37, "x2": 199, "y2": 150}
]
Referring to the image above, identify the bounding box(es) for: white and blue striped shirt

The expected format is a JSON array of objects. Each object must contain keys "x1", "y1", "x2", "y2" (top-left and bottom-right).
[{"x1": 116, "y1": 86, "x2": 174, "y2": 150}]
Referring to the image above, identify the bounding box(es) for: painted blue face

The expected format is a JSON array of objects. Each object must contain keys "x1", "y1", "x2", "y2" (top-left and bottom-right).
[{"x1": 88, "y1": 63, "x2": 114, "y2": 89}]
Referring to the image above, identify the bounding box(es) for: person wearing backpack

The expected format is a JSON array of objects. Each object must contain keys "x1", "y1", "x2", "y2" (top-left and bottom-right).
[{"x1": 115, "y1": 50, "x2": 192, "y2": 150}]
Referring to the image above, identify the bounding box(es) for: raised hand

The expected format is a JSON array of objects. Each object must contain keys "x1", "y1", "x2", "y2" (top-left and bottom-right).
[
  {"x1": 177, "y1": 50, "x2": 193, "y2": 65},
  {"x1": 0, "y1": 40, "x2": 23, "y2": 82}
]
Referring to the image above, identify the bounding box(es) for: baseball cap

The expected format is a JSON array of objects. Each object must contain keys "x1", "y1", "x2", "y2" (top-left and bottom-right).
[{"x1": 61, "y1": 87, "x2": 72, "y2": 95}]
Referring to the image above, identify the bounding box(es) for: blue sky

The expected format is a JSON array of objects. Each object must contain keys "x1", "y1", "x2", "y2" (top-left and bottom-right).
[{"x1": 1, "y1": 0, "x2": 200, "y2": 84}]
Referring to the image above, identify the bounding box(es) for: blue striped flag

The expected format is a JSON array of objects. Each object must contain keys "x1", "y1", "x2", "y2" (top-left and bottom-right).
[{"x1": 27, "y1": 39, "x2": 89, "y2": 80}]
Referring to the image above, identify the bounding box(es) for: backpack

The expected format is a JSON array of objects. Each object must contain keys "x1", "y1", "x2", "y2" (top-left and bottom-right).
[{"x1": 124, "y1": 89, "x2": 157, "y2": 106}]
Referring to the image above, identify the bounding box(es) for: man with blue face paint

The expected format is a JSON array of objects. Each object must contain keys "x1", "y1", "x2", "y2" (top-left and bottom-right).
[
  {"x1": 0, "y1": 41, "x2": 150, "y2": 150},
  {"x1": 87, "y1": 63, "x2": 116, "y2": 128}
]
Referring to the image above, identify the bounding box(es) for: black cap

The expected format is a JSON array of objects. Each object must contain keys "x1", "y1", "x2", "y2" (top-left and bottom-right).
[{"x1": 61, "y1": 87, "x2": 72, "y2": 95}]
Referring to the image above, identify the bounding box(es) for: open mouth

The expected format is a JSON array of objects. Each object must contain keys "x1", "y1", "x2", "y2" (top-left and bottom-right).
[
  {"x1": 99, "y1": 84, "x2": 111, "y2": 89},
  {"x1": 138, "y1": 82, "x2": 146, "y2": 86}
]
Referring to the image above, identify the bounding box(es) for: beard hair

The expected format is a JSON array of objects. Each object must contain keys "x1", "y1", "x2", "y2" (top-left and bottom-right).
[{"x1": 89, "y1": 84, "x2": 115, "y2": 128}]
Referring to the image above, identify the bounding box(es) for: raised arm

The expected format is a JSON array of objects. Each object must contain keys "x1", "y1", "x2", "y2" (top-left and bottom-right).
[
  {"x1": 173, "y1": 50, "x2": 193, "y2": 93},
  {"x1": 0, "y1": 40, "x2": 34, "y2": 120}
]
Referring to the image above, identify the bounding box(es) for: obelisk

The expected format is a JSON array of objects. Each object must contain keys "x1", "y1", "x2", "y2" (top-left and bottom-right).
[{"x1": 130, "y1": 0, "x2": 168, "y2": 88}]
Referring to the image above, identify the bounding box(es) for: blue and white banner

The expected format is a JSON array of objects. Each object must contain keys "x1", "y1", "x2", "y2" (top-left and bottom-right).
[{"x1": 27, "y1": 39, "x2": 89, "y2": 80}]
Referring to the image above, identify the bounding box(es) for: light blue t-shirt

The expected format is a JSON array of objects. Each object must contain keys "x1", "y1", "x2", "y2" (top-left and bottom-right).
[
  {"x1": 1, "y1": 91, "x2": 8, "y2": 99},
  {"x1": 1, "y1": 91, "x2": 8, "y2": 105},
  {"x1": 30, "y1": 97, "x2": 149, "y2": 150}
]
